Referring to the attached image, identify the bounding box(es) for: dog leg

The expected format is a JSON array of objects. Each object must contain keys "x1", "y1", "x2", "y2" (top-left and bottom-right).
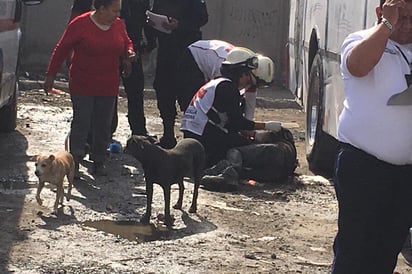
[
  {"x1": 141, "y1": 181, "x2": 153, "y2": 224},
  {"x1": 173, "y1": 179, "x2": 184, "y2": 210},
  {"x1": 36, "y1": 181, "x2": 45, "y2": 206},
  {"x1": 162, "y1": 185, "x2": 173, "y2": 226},
  {"x1": 54, "y1": 185, "x2": 63, "y2": 214},
  {"x1": 66, "y1": 171, "x2": 74, "y2": 201},
  {"x1": 189, "y1": 181, "x2": 199, "y2": 213},
  {"x1": 58, "y1": 184, "x2": 64, "y2": 205}
]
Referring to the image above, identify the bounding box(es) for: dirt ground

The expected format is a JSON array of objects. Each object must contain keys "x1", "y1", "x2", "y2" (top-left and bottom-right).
[{"x1": 0, "y1": 76, "x2": 411, "y2": 274}]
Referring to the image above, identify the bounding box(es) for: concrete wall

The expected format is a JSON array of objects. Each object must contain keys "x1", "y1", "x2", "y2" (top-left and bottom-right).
[
  {"x1": 20, "y1": 0, "x2": 289, "y2": 85},
  {"x1": 202, "y1": 0, "x2": 289, "y2": 85}
]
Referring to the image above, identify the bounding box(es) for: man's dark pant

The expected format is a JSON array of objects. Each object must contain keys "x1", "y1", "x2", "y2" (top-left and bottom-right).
[
  {"x1": 176, "y1": 48, "x2": 205, "y2": 112},
  {"x1": 154, "y1": 34, "x2": 201, "y2": 142},
  {"x1": 332, "y1": 142, "x2": 412, "y2": 274},
  {"x1": 153, "y1": 40, "x2": 180, "y2": 137},
  {"x1": 122, "y1": 58, "x2": 147, "y2": 135}
]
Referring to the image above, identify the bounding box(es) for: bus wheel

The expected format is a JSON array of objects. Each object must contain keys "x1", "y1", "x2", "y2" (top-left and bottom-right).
[{"x1": 305, "y1": 54, "x2": 338, "y2": 179}]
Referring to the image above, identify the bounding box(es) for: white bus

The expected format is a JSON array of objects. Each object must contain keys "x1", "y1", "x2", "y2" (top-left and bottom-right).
[
  {"x1": 0, "y1": 0, "x2": 43, "y2": 132},
  {"x1": 287, "y1": 0, "x2": 380, "y2": 177}
]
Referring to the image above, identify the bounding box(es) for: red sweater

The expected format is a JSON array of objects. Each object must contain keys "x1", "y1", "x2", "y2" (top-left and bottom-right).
[{"x1": 46, "y1": 12, "x2": 133, "y2": 96}]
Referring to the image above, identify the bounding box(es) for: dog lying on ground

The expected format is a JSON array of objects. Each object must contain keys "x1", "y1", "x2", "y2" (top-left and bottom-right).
[
  {"x1": 125, "y1": 136, "x2": 206, "y2": 226},
  {"x1": 34, "y1": 151, "x2": 75, "y2": 214}
]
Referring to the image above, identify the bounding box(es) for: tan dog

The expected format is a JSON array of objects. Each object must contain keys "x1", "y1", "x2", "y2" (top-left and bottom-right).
[{"x1": 34, "y1": 151, "x2": 75, "y2": 214}]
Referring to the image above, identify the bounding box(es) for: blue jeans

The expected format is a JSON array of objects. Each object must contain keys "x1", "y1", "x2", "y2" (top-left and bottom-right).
[{"x1": 331, "y1": 142, "x2": 412, "y2": 274}]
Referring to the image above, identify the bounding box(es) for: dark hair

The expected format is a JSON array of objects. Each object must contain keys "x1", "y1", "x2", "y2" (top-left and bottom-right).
[
  {"x1": 93, "y1": 0, "x2": 118, "y2": 9},
  {"x1": 380, "y1": 0, "x2": 412, "y2": 7},
  {"x1": 220, "y1": 65, "x2": 251, "y2": 86}
]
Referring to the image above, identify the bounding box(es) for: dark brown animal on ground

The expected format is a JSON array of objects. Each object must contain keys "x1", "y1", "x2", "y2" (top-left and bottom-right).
[{"x1": 125, "y1": 136, "x2": 206, "y2": 226}]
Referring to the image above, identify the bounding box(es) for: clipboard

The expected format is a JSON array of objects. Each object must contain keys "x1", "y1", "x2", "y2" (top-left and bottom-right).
[{"x1": 146, "y1": 10, "x2": 171, "y2": 34}]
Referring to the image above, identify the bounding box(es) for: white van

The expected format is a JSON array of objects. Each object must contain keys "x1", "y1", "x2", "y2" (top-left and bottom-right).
[
  {"x1": 0, "y1": 0, "x2": 43, "y2": 132},
  {"x1": 287, "y1": 0, "x2": 380, "y2": 177}
]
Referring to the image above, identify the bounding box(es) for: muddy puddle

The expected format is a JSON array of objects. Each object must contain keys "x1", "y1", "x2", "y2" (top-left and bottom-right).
[{"x1": 82, "y1": 219, "x2": 170, "y2": 242}]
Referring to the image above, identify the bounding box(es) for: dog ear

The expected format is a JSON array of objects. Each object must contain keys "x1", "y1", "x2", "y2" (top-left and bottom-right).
[
  {"x1": 31, "y1": 155, "x2": 40, "y2": 161},
  {"x1": 48, "y1": 155, "x2": 56, "y2": 161},
  {"x1": 145, "y1": 135, "x2": 157, "y2": 144}
]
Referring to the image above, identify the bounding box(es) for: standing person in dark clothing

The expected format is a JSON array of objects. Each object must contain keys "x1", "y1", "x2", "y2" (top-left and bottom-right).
[
  {"x1": 70, "y1": 0, "x2": 92, "y2": 20},
  {"x1": 148, "y1": 0, "x2": 208, "y2": 149},
  {"x1": 120, "y1": 0, "x2": 156, "y2": 136}
]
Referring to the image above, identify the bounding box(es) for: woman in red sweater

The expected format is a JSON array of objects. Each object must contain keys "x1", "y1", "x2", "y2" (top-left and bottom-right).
[{"x1": 44, "y1": 0, "x2": 134, "y2": 177}]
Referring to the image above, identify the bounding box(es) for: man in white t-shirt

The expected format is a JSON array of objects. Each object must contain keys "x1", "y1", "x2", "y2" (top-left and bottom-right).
[{"x1": 332, "y1": 0, "x2": 412, "y2": 273}]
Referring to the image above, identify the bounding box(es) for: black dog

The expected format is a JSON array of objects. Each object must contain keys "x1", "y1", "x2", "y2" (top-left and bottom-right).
[{"x1": 125, "y1": 136, "x2": 206, "y2": 226}]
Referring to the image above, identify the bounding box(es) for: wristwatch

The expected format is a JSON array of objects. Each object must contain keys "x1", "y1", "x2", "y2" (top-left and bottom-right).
[{"x1": 381, "y1": 17, "x2": 393, "y2": 32}]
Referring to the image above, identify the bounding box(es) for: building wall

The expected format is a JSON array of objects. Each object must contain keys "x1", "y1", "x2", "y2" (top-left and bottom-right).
[
  {"x1": 202, "y1": 0, "x2": 290, "y2": 85},
  {"x1": 20, "y1": 0, "x2": 289, "y2": 85}
]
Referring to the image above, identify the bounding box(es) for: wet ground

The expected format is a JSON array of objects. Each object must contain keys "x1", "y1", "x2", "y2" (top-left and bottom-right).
[{"x1": 0, "y1": 76, "x2": 411, "y2": 273}]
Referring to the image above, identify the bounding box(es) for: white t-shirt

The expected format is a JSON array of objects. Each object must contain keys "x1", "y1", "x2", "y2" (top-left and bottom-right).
[
  {"x1": 180, "y1": 78, "x2": 229, "y2": 135},
  {"x1": 338, "y1": 28, "x2": 412, "y2": 165},
  {"x1": 188, "y1": 40, "x2": 256, "y2": 120},
  {"x1": 188, "y1": 40, "x2": 234, "y2": 81}
]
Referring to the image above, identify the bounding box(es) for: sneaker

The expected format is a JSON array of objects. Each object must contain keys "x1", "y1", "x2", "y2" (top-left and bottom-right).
[
  {"x1": 202, "y1": 159, "x2": 232, "y2": 176},
  {"x1": 93, "y1": 162, "x2": 107, "y2": 176},
  {"x1": 201, "y1": 166, "x2": 239, "y2": 191},
  {"x1": 158, "y1": 136, "x2": 177, "y2": 149}
]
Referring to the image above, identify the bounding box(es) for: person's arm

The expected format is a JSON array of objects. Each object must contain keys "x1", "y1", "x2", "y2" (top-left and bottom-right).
[
  {"x1": 45, "y1": 21, "x2": 80, "y2": 92},
  {"x1": 158, "y1": 0, "x2": 208, "y2": 33},
  {"x1": 120, "y1": 19, "x2": 135, "y2": 78},
  {"x1": 213, "y1": 81, "x2": 281, "y2": 132},
  {"x1": 177, "y1": 0, "x2": 208, "y2": 31},
  {"x1": 346, "y1": 0, "x2": 404, "y2": 77},
  {"x1": 213, "y1": 81, "x2": 255, "y2": 131}
]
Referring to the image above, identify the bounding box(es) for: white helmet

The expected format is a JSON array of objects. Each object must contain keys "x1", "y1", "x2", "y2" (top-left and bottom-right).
[
  {"x1": 252, "y1": 55, "x2": 274, "y2": 85},
  {"x1": 221, "y1": 47, "x2": 258, "y2": 70}
]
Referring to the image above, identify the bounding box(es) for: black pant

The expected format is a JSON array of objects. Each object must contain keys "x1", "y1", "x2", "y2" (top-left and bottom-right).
[
  {"x1": 154, "y1": 34, "x2": 201, "y2": 137},
  {"x1": 122, "y1": 58, "x2": 147, "y2": 135},
  {"x1": 176, "y1": 48, "x2": 205, "y2": 112},
  {"x1": 332, "y1": 142, "x2": 412, "y2": 274}
]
